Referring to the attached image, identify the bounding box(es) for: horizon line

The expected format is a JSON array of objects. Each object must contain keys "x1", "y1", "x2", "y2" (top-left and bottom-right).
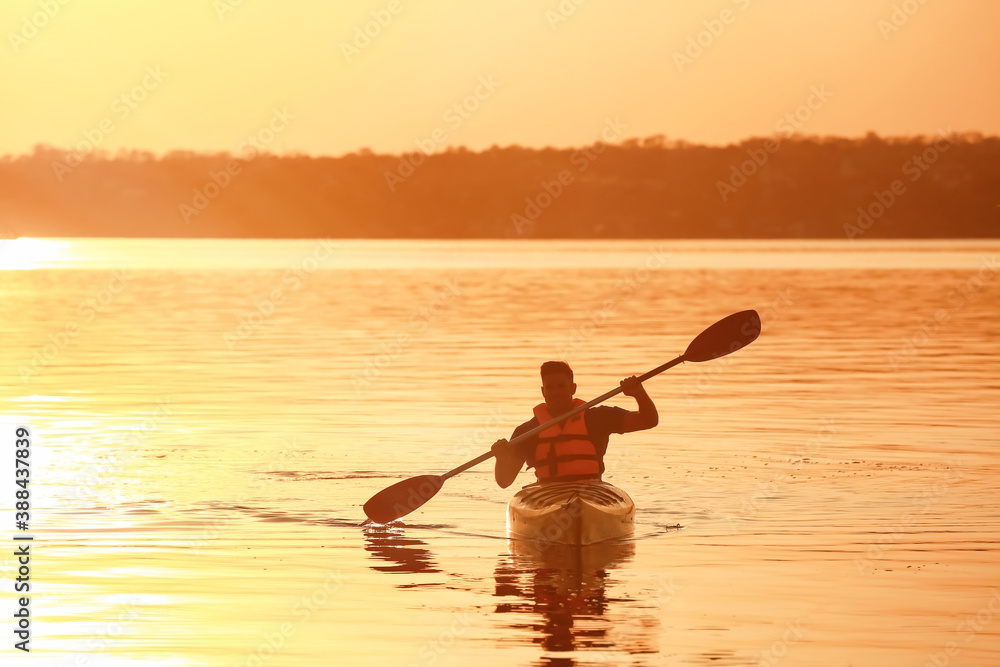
[{"x1": 5, "y1": 130, "x2": 998, "y2": 161}]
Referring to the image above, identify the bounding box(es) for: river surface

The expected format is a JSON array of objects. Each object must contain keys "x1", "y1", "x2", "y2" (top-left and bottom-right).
[{"x1": 1, "y1": 238, "x2": 998, "y2": 666}]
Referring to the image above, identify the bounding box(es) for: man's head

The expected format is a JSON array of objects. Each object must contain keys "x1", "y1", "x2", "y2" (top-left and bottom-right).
[{"x1": 540, "y1": 361, "x2": 576, "y2": 415}]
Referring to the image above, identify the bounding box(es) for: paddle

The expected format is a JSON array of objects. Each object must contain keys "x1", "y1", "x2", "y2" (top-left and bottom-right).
[{"x1": 362, "y1": 309, "x2": 761, "y2": 523}]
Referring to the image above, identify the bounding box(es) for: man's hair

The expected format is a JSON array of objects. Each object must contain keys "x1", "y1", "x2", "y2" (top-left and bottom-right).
[{"x1": 540, "y1": 360, "x2": 573, "y2": 382}]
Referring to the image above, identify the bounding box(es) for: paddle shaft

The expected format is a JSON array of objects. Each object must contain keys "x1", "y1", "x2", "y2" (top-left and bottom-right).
[{"x1": 439, "y1": 353, "x2": 686, "y2": 481}]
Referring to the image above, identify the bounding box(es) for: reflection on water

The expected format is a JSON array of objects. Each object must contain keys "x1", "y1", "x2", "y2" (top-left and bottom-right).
[
  {"x1": 363, "y1": 522, "x2": 443, "y2": 575},
  {"x1": 495, "y1": 540, "x2": 645, "y2": 660},
  {"x1": 364, "y1": 521, "x2": 651, "y2": 662}
]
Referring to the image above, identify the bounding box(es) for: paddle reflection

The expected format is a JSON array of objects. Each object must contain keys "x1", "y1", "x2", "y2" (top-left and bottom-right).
[
  {"x1": 362, "y1": 522, "x2": 442, "y2": 575},
  {"x1": 494, "y1": 539, "x2": 653, "y2": 660}
]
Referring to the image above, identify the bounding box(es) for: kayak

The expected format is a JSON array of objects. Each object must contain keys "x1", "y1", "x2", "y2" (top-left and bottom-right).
[{"x1": 506, "y1": 480, "x2": 635, "y2": 546}]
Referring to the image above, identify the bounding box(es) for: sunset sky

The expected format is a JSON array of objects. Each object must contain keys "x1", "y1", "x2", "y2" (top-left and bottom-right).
[{"x1": 3, "y1": 0, "x2": 998, "y2": 157}]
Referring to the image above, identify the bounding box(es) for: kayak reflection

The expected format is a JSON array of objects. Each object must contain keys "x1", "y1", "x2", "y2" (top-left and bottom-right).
[
  {"x1": 494, "y1": 539, "x2": 649, "y2": 656},
  {"x1": 362, "y1": 521, "x2": 442, "y2": 575}
]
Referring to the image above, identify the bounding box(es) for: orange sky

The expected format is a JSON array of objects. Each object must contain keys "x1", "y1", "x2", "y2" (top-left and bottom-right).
[{"x1": 3, "y1": 0, "x2": 998, "y2": 157}]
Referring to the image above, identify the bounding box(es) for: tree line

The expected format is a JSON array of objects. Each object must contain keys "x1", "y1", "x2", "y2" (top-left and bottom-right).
[{"x1": 1, "y1": 134, "x2": 997, "y2": 239}]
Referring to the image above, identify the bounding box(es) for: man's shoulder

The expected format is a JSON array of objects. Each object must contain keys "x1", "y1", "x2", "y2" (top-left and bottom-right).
[
  {"x1": 586, "y1": 405, "x2": 629, "y2": 420},
  {"x1": 585, "y1": 405, "x2": 628, "y2": 433},
  {"x1": 512, "y1": 416, "x2": 539, "y2": 437},
  {"x1": 587, "y1": 405, "x2": 628, "y2": 415}
]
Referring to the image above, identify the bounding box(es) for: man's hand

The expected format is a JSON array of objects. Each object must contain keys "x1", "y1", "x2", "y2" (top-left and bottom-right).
[
  {"x1": 620, "y1": 375, "x2": 658, "y2": 432},
  {"x1": 493, "y1": 438, "x2": 523, "y2": 488},
  {"x1": 491, "y1": 438, "x2": 509, "y2": 456},
  {"x1": 620, "y1": 375, "x2": 646, "y2": 397}
]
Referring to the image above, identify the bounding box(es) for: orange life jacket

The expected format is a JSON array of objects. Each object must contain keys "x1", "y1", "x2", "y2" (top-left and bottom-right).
[{"x1": 531, "y1": 399, "x2": 602, "y2": 482}]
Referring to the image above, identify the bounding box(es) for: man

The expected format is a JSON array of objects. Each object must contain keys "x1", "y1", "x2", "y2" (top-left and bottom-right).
[{"x1": 491, "y1": 361, "x2": 659, "y2": 488}]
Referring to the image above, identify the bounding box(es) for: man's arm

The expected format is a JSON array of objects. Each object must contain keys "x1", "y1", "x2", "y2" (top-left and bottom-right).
[
  {"x1": 492, "y1": 438, "x2": 525, "y2": 488},
  {"x1": 619, "y1": 375, "x2": 658, "y2": 433}
]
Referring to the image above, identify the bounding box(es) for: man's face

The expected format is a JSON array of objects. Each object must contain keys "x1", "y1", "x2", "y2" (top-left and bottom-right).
[{"x1": 541, "y1": 372, "x2": 576, "y2": 414}]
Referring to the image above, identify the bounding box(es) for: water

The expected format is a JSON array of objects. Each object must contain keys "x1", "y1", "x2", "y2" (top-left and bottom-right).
[{"x1": 1, "y1": 238, "x2": 998, "y2": 666}]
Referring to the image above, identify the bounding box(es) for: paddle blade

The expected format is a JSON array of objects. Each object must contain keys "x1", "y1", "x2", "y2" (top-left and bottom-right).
[
  {"x1": 363, "y1": 475, "x2": 444, "y2": 523},
  {"x1": 684, "y1": 310, "x2": 761, "y2": 362}
]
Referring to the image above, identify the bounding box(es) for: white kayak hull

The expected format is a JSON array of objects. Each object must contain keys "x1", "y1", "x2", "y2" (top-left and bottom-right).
[{"x1": 506, "y1": 480, "x2": 635, "y2": 546}]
